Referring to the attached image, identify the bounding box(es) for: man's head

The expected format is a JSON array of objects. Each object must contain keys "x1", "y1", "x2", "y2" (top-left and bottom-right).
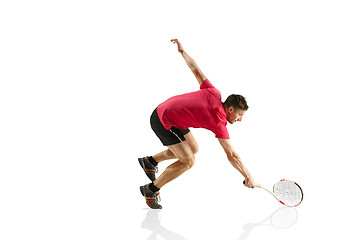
[{"x1": 223, "y1": 94, "x2": 249, "y2": 124}]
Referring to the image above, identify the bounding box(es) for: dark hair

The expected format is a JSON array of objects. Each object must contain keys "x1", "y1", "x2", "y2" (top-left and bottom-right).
[{"x1": 224, "y1": 94, "x2": 249, "y2": 110}]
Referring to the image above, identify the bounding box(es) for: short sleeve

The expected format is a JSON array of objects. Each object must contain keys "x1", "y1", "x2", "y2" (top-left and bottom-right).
[
  {"x1": 200, "y1": 79, "x2": 215, "y2": 89},
  {"x1": 214, "y1": 123, "x2": 230, "y2": 139}
]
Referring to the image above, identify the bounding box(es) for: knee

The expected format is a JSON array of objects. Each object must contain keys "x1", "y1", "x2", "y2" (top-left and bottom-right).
[
  {"x1": 181, "y1": 154, "x2": 195, "y2": 170},
  {"x1": 191, "y1": 143, "x2": 199, "y2": 155}
]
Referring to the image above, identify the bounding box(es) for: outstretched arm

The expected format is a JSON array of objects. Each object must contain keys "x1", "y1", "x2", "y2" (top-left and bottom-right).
[
  {"x1": 171, "y1": 39, "x2": 207, "y2": 85},
  {"x1": 218, "y1": 138, "x2": 255, "y2": 188}
]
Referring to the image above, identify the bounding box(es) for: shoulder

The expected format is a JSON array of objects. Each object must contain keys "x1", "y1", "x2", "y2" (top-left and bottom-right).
[
  {"x1": 200, "y1": 79, "x2": 222, "y2": 99},
  {"x1": 200, "y1": 79, "x2": 214, "y2": 89}
]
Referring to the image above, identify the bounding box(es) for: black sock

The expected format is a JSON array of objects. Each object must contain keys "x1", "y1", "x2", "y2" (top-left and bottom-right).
[
  {"x1": 149, "y1": 182, "x2": 160, "y2": 192},
  {"x1": 148, "y1": 156, "x2": 158, "y2": 166}
]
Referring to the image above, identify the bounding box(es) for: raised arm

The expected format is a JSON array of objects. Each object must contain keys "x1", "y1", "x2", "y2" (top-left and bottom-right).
[
  {"x1": 171, "y1": 39, "x2": 207, "y2": 85},
  {"x1": 218, "y1": 138, "x2": 255, "y2": 188}
]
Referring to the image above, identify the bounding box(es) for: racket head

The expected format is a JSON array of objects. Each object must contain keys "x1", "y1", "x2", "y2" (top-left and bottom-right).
[{"x1": 273, "y1": 179, "x2": 303, "y2": 207}]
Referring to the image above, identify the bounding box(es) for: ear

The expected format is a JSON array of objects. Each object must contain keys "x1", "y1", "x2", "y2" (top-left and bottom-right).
[{"x1": 228, "y1": 106, "x2": 235, "y2": 113}]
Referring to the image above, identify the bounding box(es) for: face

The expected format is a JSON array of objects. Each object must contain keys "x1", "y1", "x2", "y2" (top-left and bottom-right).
[{"x1": 225, "y1": 106, "x2": 246, "y2": 124}]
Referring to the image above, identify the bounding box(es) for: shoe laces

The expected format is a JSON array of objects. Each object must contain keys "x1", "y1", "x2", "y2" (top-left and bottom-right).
[{"x1": 154, "y1": 192, "x2": 161, "y2": 203}]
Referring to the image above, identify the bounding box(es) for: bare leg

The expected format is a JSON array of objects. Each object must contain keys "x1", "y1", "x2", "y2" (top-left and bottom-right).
[
  {"x1": 153, "y1": 140, "x2": 195, "y2": 189},
  {"x1": 152, "y1": 132, "x2": 199, "y2": 163},
  {"x1": 152, "y1": 149, "x2": 176, "y2": 163},
  {"x1": 153, "y1": 160, "x2": 192, "y2": 188}
]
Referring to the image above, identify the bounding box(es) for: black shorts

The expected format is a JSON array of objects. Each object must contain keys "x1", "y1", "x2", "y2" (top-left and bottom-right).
[{"x1": 150, "y1": 108, "x2": 190, "y2": 146}]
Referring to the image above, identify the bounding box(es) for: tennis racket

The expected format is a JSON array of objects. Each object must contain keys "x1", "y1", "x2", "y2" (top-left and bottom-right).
[{"x1": 243, "y1": 179, "x2": 303, "y2": 207}]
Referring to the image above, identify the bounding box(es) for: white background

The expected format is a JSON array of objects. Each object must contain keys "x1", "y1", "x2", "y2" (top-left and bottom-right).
[{"x1": 1, "y1": 0, "x2": 359, "y2": 239}]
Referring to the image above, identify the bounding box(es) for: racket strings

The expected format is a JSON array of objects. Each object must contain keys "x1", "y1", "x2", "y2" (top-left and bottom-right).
[{"x1": 273, "y1": 181, "x2": 302, "y2": 206}]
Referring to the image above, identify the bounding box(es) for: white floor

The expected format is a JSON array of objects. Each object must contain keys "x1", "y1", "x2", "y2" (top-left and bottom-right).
[
  {"x1": 1, "y1": 1, "x2": 360, "y2": 239},
  {"x1": 1, "y1": 126, "x2": 359, "y2": 239}
]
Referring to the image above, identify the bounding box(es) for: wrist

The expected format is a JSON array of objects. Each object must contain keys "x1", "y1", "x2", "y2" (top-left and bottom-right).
[{"x1": 245, "y1": 174, "x2": 253, "y2": 181}]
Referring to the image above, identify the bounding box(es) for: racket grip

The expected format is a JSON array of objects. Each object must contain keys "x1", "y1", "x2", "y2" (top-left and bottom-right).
[{"x1": 244, "y1": 180, "x2": 260, "y2": 188}]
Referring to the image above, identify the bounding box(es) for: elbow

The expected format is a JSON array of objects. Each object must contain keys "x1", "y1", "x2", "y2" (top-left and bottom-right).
[
  {"x1": 227, "y1": 151, "x2": 242, "y2": 164},
  {"x1": 226, "y1": 151, "x2": 237, "y2": 162},
  {"x1": 191, "y1": 66, "x2": 200, "y2": 73},
  {"x1": 226, "y1": 150, "x2": 236, "y2": 158}
]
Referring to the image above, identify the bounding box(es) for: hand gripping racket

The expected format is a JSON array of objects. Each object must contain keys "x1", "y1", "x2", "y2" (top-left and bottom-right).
[{"x1": 243, "y1": 179, "x2": 303, "y2": 207}]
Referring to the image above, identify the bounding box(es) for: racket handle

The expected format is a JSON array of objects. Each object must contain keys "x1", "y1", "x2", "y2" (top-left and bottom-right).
[{"x1": 243, "y1": 180, "x2": 260, "y2": 188}]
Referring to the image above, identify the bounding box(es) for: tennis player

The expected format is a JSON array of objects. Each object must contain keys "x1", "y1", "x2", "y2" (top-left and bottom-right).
[{"x1": 139, "y1": 39, "x2": 255, "y2": 209}]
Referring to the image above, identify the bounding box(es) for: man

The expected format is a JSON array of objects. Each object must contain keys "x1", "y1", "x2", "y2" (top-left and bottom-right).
[{"x1": 139, "y1": 39, "x2": 255, "y2": 209}]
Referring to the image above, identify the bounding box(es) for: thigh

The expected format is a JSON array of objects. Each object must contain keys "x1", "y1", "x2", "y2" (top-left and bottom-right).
[
  {"x1": 167, "y1": 140, "x2": 194, "y2": 164},
  {"x1": 183, "y1": 131, "x2": 199, "y2": 154}
]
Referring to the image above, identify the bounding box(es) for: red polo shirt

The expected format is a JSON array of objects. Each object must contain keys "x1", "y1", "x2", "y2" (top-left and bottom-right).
[{"x1": 157, "y1": 80, "x2": 229, "y2": 139}]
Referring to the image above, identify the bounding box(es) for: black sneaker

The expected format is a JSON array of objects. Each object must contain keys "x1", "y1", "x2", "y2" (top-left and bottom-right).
[
  {"x1": 138, "y1": 156, "x2": 158, "y2": 181},
  {"x1": 140, "y1": 184, "x2": 162, "y2": 209}
]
